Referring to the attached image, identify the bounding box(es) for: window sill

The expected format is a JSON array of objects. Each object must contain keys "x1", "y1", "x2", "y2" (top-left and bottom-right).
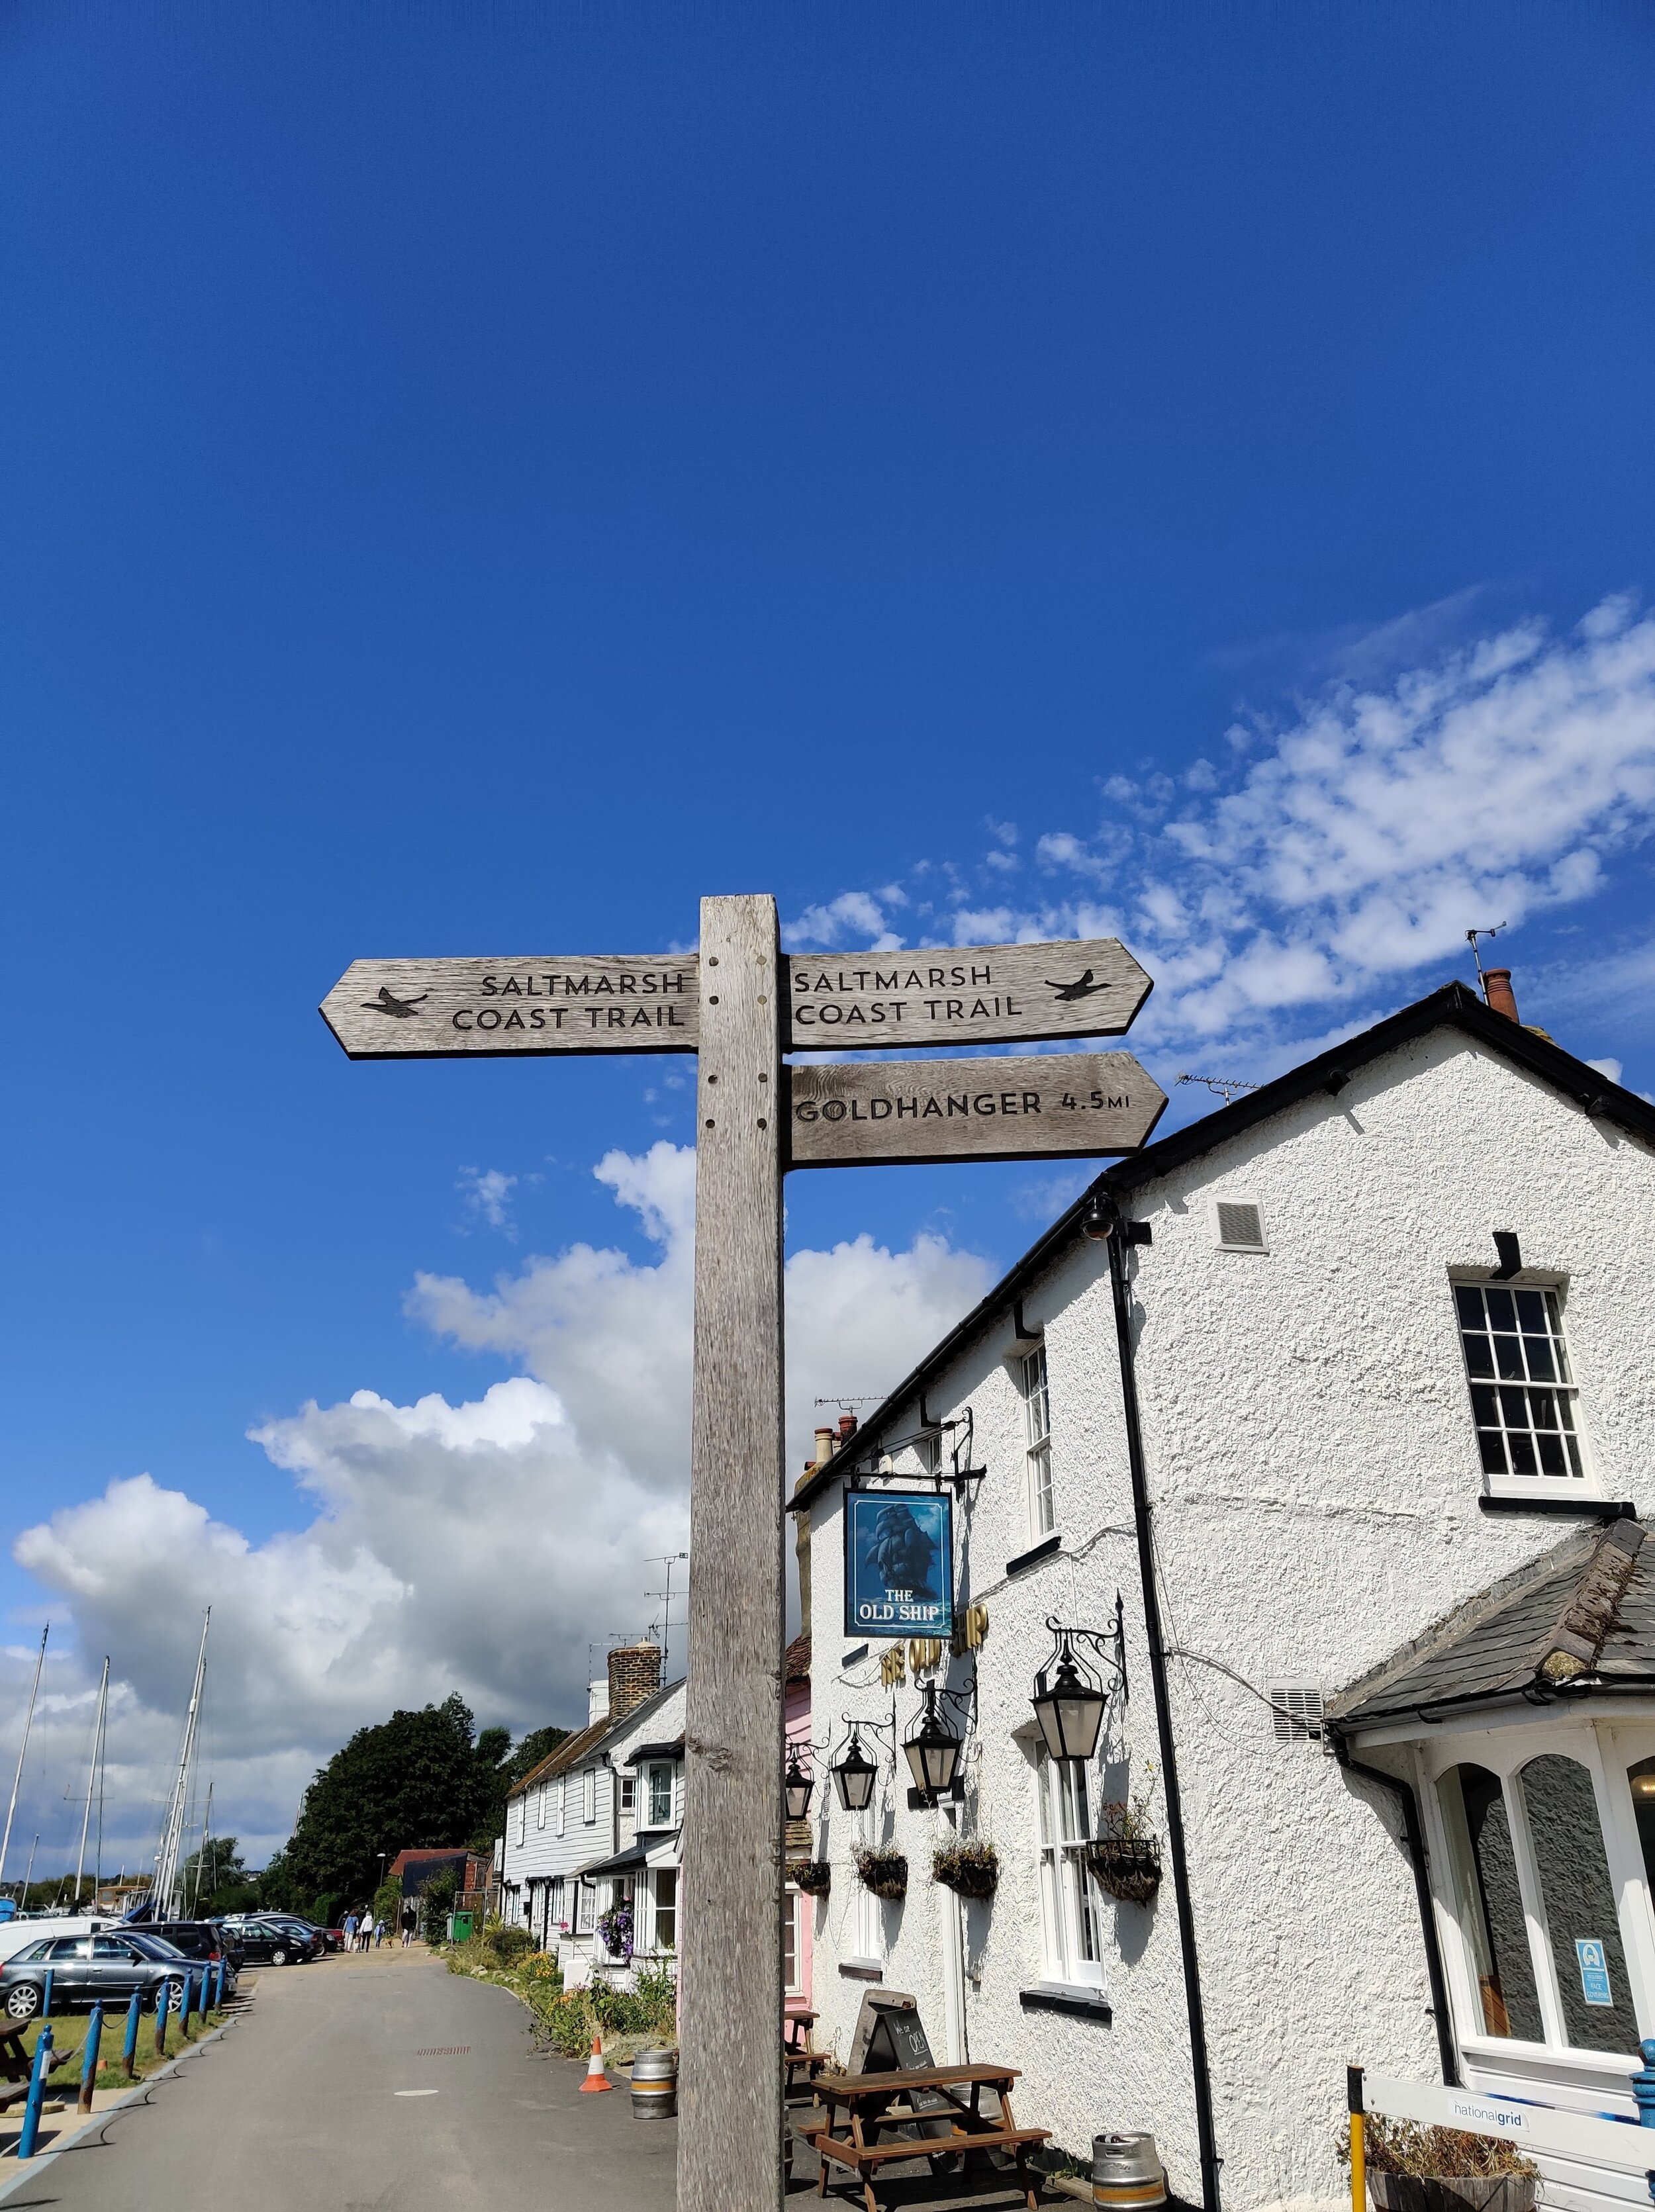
[
  {"x1": 1479, "y1": 1495, "x2": 1634, "y2": 1520},
  {"x1": 1006, "y1": 1533, "x2": 1062, "y2": 1578},
  {"x1": 838, "y1": 1957, "x2": 884, "y2": 1981},
  {"x1": 1019, "y1": 1982, "x2": 1112, "y2": 2023}
]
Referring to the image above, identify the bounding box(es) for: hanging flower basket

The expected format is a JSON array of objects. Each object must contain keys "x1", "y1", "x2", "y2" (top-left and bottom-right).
[
  {"x1": 792, "y1": 1860, "x2": 831, "y2": 1897},
  {"x1": 855, "y1": 1847, "x2": 909, "y2": 1900},
  {"x1": 931, "y1": 1841, "x2": 998, "y2": 1900},
  {"x1": 1086, "y1": 1835, "x2": 1162, "y2": 1904}
]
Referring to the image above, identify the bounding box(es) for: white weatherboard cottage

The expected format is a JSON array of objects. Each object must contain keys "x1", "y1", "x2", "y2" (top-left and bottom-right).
[{"x1": 794, "y1": 978, "x2": 1655, "y2": 2212}]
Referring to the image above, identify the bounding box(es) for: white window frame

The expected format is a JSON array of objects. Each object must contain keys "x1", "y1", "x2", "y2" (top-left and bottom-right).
[
  {"x1": 536, "y1": 1782, "x2": 546, "y2": 1830},
  {"x1": 652, "y1": 1868, "x2": 678, "y2": 1954},
  {"x1": 851, "y1": 1808, "x2": 884, "y2": 1964},
  {"x1": 1416, "y1": 1718, "x2": 1655, "y2": 2068},
  {"x1": 1033, "y1": 1746, "x2": 1105, "y2": 1990},
  {"x1": 514, "y1": 1794, "x2": 526, "y2": 1848},
  {"x1": 1021, "y1": 1344, "x2": 1054, "y2": 1538},
  {"x1": 549, "y1": 1874, "x2": 565, "y2": 1929},
  {"x1": 583, "y1": 1767, "x2": 597, "y2": 1824},
  {"x1": 556, "y1": 1776, "x2": 565, "y2": 1837},
  {"x1": 782, "y1": 1884, "x2": 802, "y2": 1995},
  {"x1": 1449, "y1": 1275, "x2": 1597, "y2": 1504},
  {"x1": 645, "y1": 1762, "x2": 674, "y2": 1829},
  {"x1": 620, "y1": 1772, "x2": 636, "y2": 1816}
]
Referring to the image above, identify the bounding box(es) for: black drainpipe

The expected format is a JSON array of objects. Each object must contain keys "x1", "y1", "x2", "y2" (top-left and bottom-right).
[
  {"x1": 1335, "y1": 1743, "x2": 1460, "y2": 2086},
  {"x1": 1103, "y1": 1214, "x2": 1223, "y2": 2212}
]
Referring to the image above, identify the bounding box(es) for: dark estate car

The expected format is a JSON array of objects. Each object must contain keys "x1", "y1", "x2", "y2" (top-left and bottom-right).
[
  {"x1": 144, "y1": 1920, "x2": 245, "y2": 1972},
  {"x1": 1, "y1": 1933, "x2": 193, "y2": 2021}
]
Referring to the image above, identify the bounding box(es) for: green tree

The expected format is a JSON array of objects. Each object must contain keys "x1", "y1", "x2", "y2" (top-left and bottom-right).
[
  {"x1": 256, "y1": 1848, "x2": 302, "y2": 1913},
  {"x1": 419, "y1": 1865, "x2": 459, "y2": 1943}
]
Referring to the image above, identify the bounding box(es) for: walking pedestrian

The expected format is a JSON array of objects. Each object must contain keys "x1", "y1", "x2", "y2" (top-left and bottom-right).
[
  {"x1": 374, "y1": 1917, "x2": 387, "y2": 1948},
  {"x1": 401, "y1": 1904, "x2": 416, "y2": 1948},
  {"x1": 342, "y1": 1910, "x2": 357, "y2": 1950},
  {"x1": 357, "y1": 1912, "x2": 372, "y2": 1952}
]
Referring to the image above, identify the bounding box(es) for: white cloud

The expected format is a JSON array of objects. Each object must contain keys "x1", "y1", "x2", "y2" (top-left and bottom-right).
[
  {"x1": 12, "y1": 1146, "x2": 990, "y2": 1864},
  {"x1": 458, "y1": 1166, "x2": 518, "y2": 1233},
  {"x1": 784, "y1": 597, "x2": 1655, "y2": 1058},
  {"x1": 782, "y1": 888, "x2": 906, "y2": 952}
]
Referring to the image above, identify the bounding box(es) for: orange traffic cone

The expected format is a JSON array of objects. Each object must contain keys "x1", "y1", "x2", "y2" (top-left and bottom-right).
[{"x1": 579, "y1": 2037, "x2": 612, "y2": 2093}]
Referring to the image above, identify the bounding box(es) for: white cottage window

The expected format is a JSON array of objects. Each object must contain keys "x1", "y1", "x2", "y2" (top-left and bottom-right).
[
  {"x1": 647, "y1": 1763, "x2": 674, "y2": 1828},
  {"x1": 1021, "y1": 1344, "x2": 1054, "y2": 1537},
  {"x1": 583, "y1": 1767, "x2": 597, "y2": 1823},
  {"x1": 536, "y1": 1782, "x2": 546, "y2": 1830},
  {"x1": 1454, "y1": 1284, "x2": 1584, "y2": 1485},
  {"x1": 514, "y1": 1794, "x2": 526, "y2": 1848},
  {"x1": 782, "y1": 1886, "x2": 802, "y2": 1994},
  {"x1": 556, "y1": 1777, "x2": 565, "y2": 1837},
  {"x1": 620, "y1": 1772, "x2": 636, "y2": 1816},
  {"x1": 653, "y1": 1868, "x2": 678, "y2": 1953},
  {"x1": 1034, "y1": 1746, "x2": 1104, "y2": 1986}
]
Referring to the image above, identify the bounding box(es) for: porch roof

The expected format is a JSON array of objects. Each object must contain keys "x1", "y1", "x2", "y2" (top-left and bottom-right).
[
  {"x1": 1327, "y1": 1516, "x2": 1655, "y2": 1733},
  {"x1": 579, "y1": 1841, "x2": 648, "y2": 1880}
]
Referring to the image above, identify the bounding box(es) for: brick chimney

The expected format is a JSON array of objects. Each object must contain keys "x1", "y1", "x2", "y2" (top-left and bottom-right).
[
  {"x1": 1483, "y1": 968, "x2": 1520, "y2": 1022},
  {"x1": 607, "y1": 1640, "x2": 663, "y2": 1722}
]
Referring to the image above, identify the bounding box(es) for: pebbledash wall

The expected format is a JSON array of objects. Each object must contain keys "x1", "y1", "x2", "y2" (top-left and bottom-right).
[{"x1": 800, "y1": 999, "x2": 1655, "y2": 2211}]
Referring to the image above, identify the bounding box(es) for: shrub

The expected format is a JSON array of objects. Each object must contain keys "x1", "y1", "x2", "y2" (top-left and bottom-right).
[
  {"x1": 1337, "y1": 2119, "x2": 1537, "y2": 2180},
  {"x1": 488, "y1": 1925, "x2": 536, "y2": 1965}
]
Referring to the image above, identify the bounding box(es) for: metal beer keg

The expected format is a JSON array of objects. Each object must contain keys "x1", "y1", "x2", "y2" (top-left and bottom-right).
[
  {"x1": 1092, "y1": 2132, "x2": 1166, "y2": 2209},
  {"x1": 630, "y1": 2047, "x2": 679, "y2": 2119}
]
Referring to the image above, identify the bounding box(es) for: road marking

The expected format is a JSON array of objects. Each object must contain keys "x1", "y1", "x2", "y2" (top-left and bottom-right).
[
  {"x1": 414, "y1": 2045, "x2": 471, "y2": 2055},
  {"x1": 394, "y1": 2089, "x2": 440, "y2": 2097}
]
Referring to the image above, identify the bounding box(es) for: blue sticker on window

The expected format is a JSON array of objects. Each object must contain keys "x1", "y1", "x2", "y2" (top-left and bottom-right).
[
  {"x1": 1576, "y1": 1937, "x2": 1613, "y2": 2007},
  {"x1": 843, "y1": 1489, "x2": 953, "y2": 1637}
]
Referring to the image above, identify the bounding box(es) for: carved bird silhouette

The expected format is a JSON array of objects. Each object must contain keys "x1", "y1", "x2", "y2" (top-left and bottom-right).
[
  {"x1": 361, "y1": 986, "x2": 428, "y2": 1018},
  {"x1": 1043, "y1": 968, "x2": 1111, "y2": 1001}
]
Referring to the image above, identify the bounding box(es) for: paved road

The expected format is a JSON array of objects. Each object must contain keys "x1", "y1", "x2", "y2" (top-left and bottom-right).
[{"x1": 1, "y1": 1947, "x2": 677, "y2": 2212}]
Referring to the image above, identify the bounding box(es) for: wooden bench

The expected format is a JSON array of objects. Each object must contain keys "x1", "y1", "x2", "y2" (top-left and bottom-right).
[
  {"x1": 784, "y1": 2008, "x2": 829, "y2": 2094},
  {"x1": 802, "y1": 2061, "x2": 1050, "y2": 2212},
  {"x1": 0, "y1": 2027, "x2": 77, "y2": 2113}
]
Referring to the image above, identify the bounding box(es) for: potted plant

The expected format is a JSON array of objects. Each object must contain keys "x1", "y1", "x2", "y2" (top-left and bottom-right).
[
  {"x1": 932, "y1": 1840, "x2": 998, "y2": 1899},
  {"x1": 1087, "y1": 1773, "x2": 1162, "y2": 1903},
  {"x1": 1339, "y1": 2117, "x2": 1538, "y2": 2212},
  {"x1": 854, "y1": 1845, "x2": 908, "y2": 1900},
  {"x1": 792, "y1": 1860, "x2": 831, "y2": 1896},
  {"x1": 596, "y1": 1902, "x2": 634, "y2": 1963}
]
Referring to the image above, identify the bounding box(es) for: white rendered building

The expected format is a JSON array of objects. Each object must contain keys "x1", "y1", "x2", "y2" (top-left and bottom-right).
[{"x1": 793, "y1": 978, "x2": 1655, "y2": 2212}]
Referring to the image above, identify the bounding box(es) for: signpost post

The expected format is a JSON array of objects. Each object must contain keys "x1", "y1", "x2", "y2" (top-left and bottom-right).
[{"x1": 320, "y1": 901, "x2": 1159, "y2": 2212}]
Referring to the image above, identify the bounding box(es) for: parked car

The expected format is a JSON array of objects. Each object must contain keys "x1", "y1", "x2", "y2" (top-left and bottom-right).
[
  {"x1": 227, "y1": 1911, "x2": 336, "y2": 1955},
  {"x1": 224, "y1": 1919, "x2": 314, "y2": 1966},
  {"x1": 0, "y1": 1914, "x2": 115, "y2": 1967},
  {"x1": 1, "y1": 1933, "x2": 189, "y2": 2021},
  {"x1": 144, "y1": 1920, "x2": 244, "y2": 1974}
]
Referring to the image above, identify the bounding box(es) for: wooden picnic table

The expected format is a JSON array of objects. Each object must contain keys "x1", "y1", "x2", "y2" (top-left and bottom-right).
[
  {"x1": 0, "y1": 2026, "x2": 77, "y2": 2113},
  {"x1": 804, "y1": 2061, "x2": 1050, "y2": 2212},
  {"x1": 784, "y1": 2008, "x2": 829, "y2": 2093}
]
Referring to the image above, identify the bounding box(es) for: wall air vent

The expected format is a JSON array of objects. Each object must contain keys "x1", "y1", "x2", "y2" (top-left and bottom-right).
[
  {"x1": 1268, "y1": 1682, "x2": 1324, "y2": 1743},
  {"x1": 1215, "y1": 1200, "x2": 1266, "y2": 1253}
]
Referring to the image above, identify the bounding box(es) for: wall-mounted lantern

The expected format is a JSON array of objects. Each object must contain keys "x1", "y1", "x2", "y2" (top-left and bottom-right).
[
  {"x1": 784, "y1": 1749, "x2": 814, "y2": 1822},
  {"x1": 1029, "y1": 1599, "x2": 1127, "y2": 1763},
  {"x1": 902, "y1": 1683, "x2": 963, "y2": 1802},
  {"x1": 831, "y1": 1729, "x2": 878, "y2": 1813}
]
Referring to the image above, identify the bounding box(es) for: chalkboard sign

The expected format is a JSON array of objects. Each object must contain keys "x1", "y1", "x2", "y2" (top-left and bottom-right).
[{"x1": 847, "y1": 1992, "x2": 962, "y2": 2148}]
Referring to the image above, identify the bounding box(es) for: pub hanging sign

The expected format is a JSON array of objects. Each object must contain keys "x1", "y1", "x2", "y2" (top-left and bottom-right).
[{"x1": 844, "y1": 1489, "x2": 954, "y2": 1639}]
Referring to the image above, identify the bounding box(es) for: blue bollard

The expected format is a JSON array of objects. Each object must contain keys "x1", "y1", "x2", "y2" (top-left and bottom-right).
[
  {"x1": 122, "y1": 1988, "x2": 141, "y2": 2077},
  {"x1": 153, "y1": 1978, "x2": 170, "y2": 2058},
  {"x1": 17, "y1": 2027, "x2": 53, "y2": 2160},
  {"x1": 40, "y1": 1970, "x2": 52, "y2": 2021},
  {"x1": 178, "y1": 1971, "x2": 193, "y2": 2038},
  {"x1": 79, "y1": 2004, "x2": 104, "y2": 2113},
  {"x1": 212, "y1": 1959, "x2": 224, "y2": 2010}
]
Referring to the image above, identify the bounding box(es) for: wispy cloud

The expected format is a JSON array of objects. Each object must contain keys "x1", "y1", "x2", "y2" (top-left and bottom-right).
[
  {"x1": 782, "y1": 596, "x2": 1655, "y2": 1062},
  {"x1": 458, "y1": 1165, "x2": 518, "y2": 1235}
]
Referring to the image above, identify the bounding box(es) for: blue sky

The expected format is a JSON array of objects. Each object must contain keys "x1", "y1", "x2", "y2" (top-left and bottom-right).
[{"x1": 3, "y1": 2, "x2": 1654, "y2": 1866}]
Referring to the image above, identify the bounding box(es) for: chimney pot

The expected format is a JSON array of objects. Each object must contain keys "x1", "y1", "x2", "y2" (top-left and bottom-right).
[
  {"x1": 814, "y1": 1425, "x2": 835, "y2": 1464},
  {"x1": 838, "y1": 1414, "x2": 858, "y2": 1441},
  {"x1": 1484, "y1": 968, "x2": 1520, "y2": 1023}
]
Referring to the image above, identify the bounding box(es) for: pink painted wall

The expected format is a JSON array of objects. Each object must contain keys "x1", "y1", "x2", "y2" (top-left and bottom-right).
[{"x1": 785, "y1": 1666, "x2": 812, "y2": 2013}]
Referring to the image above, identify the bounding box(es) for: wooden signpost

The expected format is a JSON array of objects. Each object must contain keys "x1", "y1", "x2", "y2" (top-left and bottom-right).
[{"x1": 320, "y1": 898, "x2": 1158, "y2": 2212}]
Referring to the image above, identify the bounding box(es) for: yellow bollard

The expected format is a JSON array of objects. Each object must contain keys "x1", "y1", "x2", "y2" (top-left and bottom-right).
[{"x1": 1347, "y1": 2067, "x2": 1366, "y2": 2212}]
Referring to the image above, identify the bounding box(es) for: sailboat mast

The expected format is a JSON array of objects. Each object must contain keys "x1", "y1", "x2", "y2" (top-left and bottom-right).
[
  {"x1": 74, "y1": 1658, "x2": 111, "y2": 1908},
  {"x1": 190, "y1": 1782, "x2": 214, "y2": 1913},
  {"x1": 154, "y1": 1610, "x2": 209, "y2": 1918},
  {"x1": 0, "y1": 1626, "x2": 49, "y2": 1895}
]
